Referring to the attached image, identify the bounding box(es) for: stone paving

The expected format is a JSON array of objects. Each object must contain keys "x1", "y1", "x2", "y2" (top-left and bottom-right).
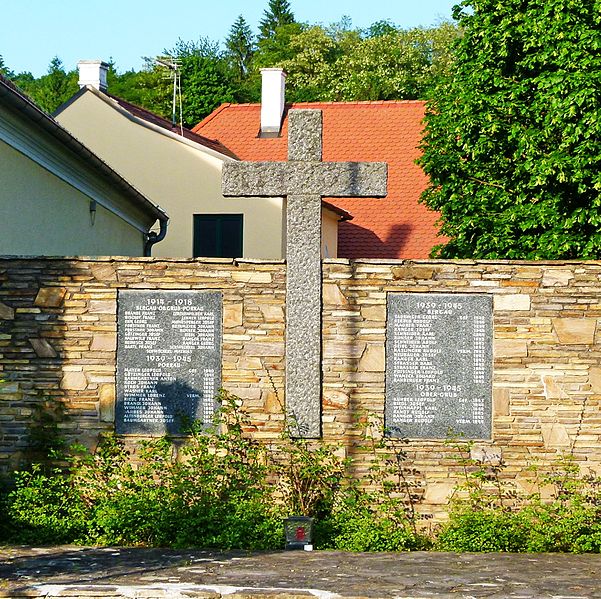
[{"x1": 1, "y1": 547, "x2": 600, "y2": 598}]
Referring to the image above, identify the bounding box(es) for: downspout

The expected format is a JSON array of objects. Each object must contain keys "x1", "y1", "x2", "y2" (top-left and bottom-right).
[{"x1": 144, "y1": 218, "x2": 169, "y2": 257}]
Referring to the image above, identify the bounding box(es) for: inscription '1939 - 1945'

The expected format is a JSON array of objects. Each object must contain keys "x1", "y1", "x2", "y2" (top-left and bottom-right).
[
  {"x1": 385, "y1": 293, "x2": 492, "y2": 440},
  {"x1": 116, "y1": 290, "x2": 222, "y2": 435}
]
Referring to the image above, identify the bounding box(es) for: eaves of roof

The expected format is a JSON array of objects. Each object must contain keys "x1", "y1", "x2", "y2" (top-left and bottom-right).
[
  {"x1": 0, "y1": 74, "x2": 168, "y2": 223},
  {"x1": 55, "y1": 86, "x2": 238, "y2": 161}
]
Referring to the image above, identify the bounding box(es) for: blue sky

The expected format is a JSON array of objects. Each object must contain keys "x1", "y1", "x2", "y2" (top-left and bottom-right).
[{"x1": 2, "y1": 0, "x2": 458, "y2": 77}]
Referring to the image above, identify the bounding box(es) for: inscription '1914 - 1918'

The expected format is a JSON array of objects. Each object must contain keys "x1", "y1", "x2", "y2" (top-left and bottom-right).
[
  {"x1": 116, "y1": 290, "x2": 222, "y2": 435},
  {"x1": 385, "y1": 293, "x2": 492, "y2": 439}
]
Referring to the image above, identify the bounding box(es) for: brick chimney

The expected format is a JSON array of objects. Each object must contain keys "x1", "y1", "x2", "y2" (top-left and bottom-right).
[
  {"x1": 260, "y1": 68, "x2": 286, "y2": 136},
  {"x1": 77, "y1": 60, "x2": 109, "y2": 93}
]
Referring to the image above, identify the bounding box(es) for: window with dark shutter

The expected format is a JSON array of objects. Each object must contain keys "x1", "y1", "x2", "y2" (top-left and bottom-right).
[{"x1": 193, "y1": 214, "x2": 243, "y2": 258}]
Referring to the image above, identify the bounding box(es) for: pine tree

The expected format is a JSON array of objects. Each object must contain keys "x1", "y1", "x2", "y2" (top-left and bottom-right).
[
  {"x1": 259, "y1": 0, "x2": 295, "y2": 40},
  {"x1": 226, "y1": 15, "x2": 255, "y2": 80},
  {"x1": 34, "y1": 57, "x2": 78, "y2": 113}
]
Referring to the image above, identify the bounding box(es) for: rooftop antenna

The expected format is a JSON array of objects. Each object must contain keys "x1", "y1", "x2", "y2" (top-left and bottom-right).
[{"x1": 153, "y1": 56, "x2": 184, "y2": 136}]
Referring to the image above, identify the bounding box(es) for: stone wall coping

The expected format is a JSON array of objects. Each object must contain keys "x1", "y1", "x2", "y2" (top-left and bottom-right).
[
  {"x1": 0, "y1": 256, "x2": 286, "y2": 265},
  {"x1": 323, "y1": 258, "x2": 601, "y2": 266},
  {"x1": 1, "y1": 256, "x2": 601, "y2": 267}
]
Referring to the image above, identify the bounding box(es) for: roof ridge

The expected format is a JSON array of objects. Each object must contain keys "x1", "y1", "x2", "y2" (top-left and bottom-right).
[
  {"x1": 197, "y1": 100, "x2": 427, "y2": 114},
  {"x1": 101, "y1": 92, "x2": 237, "y2": 158},
  {"x1": 291, "y1": 100, "x2": 426, "y2": 106}
]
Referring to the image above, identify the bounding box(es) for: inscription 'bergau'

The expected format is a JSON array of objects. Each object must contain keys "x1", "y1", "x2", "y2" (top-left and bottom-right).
[
  {"x1": 385, "y1": 293, "x2": 492, "y2": 439},
  {"x1": 116, "y1": 290, "x2": 221, "y2": 435}
]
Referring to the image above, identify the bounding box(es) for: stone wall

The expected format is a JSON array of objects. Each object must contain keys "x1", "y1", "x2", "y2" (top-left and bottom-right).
[{"x1": 1, "y1": 256, "x2": 600, "y2": 519}]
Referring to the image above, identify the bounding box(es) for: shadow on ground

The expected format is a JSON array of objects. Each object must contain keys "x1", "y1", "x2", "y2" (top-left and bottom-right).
[{"x1": 1, "y1": 546, "x2": 601, "y2": 598}]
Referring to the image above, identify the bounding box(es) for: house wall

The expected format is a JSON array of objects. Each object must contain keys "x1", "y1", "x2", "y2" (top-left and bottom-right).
[
  {"x1": 322, "y1": 209, "x2": 339, "y2": 258},
  {"x1": 2, "y1": 256, "x2": 600, "y2": 520},
  {"x1": 55, "y1": 93, "x2": 286, "y2": 260},
  {"x1": 0, "y1": 141, "x2": 145, "y2": 256}
]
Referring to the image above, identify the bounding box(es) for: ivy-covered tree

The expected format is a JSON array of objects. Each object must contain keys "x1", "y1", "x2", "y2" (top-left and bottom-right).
[
  {"x1": 419, "y1": 0, "x2": 601, "y2": 259},
  {"x1": 259, "y1": 0, "x2": 296, "y2": 40},
  {"x1": 226, "y1": 15, "x2": 255, "y2": 80}
]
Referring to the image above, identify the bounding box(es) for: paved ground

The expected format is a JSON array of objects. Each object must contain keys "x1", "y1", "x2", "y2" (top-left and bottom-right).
[{"x1": 0, "y1": 546, "x2": 600, "y2": 598}]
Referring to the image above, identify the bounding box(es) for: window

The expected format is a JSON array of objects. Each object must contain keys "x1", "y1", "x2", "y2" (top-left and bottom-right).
[{"x1": 193, "y1": 214, "x2": 243, "y2": 258}]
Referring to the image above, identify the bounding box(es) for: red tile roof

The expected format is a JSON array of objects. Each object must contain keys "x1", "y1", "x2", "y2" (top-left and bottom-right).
[
  {"x1": 107, "y1": 93, "x2": 239, "y2": 160},
  {"x1": 194, "y1": 101, "x2": 444, "y2": 259}
]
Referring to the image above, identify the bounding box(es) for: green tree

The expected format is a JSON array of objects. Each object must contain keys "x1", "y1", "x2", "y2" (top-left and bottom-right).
[
  {"x1": 279, "y1": 26, "x2": 339, "y2": 101},
  {"x1": 259, "y1": 0, "x2": 296, "y2": 40},
  {"x1": 179, "y1": 53, "x2": 235, "y2": 125},
  {"x1": 363, "y1": 19, "x2": 398, "y2": 38},
  {"x1": 169, "y1": 38, "x2": 236, "y2": 126},
  {"x1": 29, "y1": 57, "x2": 78, "y2": 113},
  {"x1": 0, "y1": 55, "x2": 14, "y2": 78},
  {"x1": 226, "y1": 15, "x2": 255, "y2": 80},
  {"x1": 280, "y1": 23, "x2": 459, "y2": 102},
  {"x1": 255, "y1": 22, "x2": 306, "y2": 69},
  {"x1": 419, "y1": 0, "x2": 601, "y2": 259}
]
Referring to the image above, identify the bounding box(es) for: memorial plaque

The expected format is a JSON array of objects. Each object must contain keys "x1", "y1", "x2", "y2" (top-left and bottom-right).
[
  {"x1": 116, "y1": 290, "x2": 221, "y2": 435},
  {"x1": 385, "y1": 293, "x2": 492, "y2": 439}
]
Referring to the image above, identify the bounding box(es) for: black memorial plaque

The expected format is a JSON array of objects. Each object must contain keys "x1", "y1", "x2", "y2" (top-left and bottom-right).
[
  {"x1": 116, "y1": 290, "x2": 221, "y2": 434},
  {"x1": 385, "y1": 293, "x2": 492, "y2": 439}
]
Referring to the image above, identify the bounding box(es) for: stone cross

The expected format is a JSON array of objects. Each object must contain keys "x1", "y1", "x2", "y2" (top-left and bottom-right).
[{"x1": 222, "y1": 109, "x2": 387, "y2": 437}]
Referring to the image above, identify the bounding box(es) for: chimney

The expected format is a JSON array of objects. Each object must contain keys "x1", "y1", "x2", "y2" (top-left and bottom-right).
[
  {"x1": 260, "y1": 68, "x2": 286, "y2": 135},
  {"x1": 77, "y1": 60, "x2": 109, "y2": 93}
]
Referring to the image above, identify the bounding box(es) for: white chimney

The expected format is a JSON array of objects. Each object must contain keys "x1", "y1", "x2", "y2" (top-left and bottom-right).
[
  {"x1": 77, "y1": 60, "x2": 109, "y2": 93},
  {"x1": 260, "y1": 68, "x2": 286, "y2": 135}
]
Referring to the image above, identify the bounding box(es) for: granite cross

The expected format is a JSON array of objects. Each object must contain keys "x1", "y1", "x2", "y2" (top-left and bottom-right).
[{"x1": 222, "y1": 109, "x2": 387, "y2": 437}]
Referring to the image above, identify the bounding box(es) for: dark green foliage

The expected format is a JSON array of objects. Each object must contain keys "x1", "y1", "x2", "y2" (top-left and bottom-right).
[
  {"x1": 27, "y1": 396, "x2": 68, "y2": 460},
  {"x1": 255, "y1": 22, "x2": 306, "y2": 70},
  {"x1": 259, "y1": 0, "x2": 296, "y2": 41},
  {"x1": 419, "y1": 0, "x2": 601, "y2": 259},
  {"x1": 106, "y1": 60, "x2": 172, "y2": 119},
  {"x1": 437, "y1": 510, "x2": 531, "y2": 552},
  {"x1": 275, "y1": 436, "x2": 347, "y2": 518},
  {"x1": 5, "y1": 396, "x2": 601, "y2": 552},
  {"x1": 178, "y1": 54, "x2": 235, "y2": 126},
  {"x1": 161, "y1": 38, "x2": 236, "y2": 126},
  {"x1": 0, "y1": 55, "x2": 14, "y2": 78},
  {"x1": 24, "y1": 57, "x2": 78, "y2": 113},
  {"x1": 5, "y1": 395, "x2": 284, "y2": 548},
  {"x1": 226, "y1": 15, "x2": 255, "y2": 81},
  {"x1": 363, "y1": 20, "x2": 398, "y2": 38}
]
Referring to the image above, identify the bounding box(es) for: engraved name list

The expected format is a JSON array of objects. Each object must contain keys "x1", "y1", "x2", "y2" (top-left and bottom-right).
[
  {"x1": 385, "y1": 293, "x2": 492, "y2": 439},
  {"x1": 116, "y1": 290, "x2": 222, "y2": 435}
]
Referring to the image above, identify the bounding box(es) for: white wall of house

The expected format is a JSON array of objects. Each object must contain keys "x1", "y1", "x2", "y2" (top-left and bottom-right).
[
  {"x1": 0, "y1": 140, "x2": 146, "y2": 256},
  {"x1": 56, "y1": 92, "x2": 286, "y2": 259}
]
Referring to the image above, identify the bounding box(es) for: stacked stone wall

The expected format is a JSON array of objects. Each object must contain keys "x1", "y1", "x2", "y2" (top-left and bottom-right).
[{"x1": 1, "y1": 256, "x2": 600, "y2": 518}]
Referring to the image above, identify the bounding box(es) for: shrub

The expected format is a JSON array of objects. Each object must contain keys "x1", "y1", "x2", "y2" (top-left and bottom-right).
[
  {"x1": 317, "y1": 488, "x2": 429, "y2": 551},
  {"x1": 437, "y1": 445, "x2": 601, "y2": 554},
  {"x1": 7, "y1": 464, "x2": 87, "y2": 545}
]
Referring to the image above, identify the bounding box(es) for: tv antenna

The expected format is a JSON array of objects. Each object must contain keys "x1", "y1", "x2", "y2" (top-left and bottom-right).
[{"x1": 153, "y1": 56, "x2": 184, "y2": 135}]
